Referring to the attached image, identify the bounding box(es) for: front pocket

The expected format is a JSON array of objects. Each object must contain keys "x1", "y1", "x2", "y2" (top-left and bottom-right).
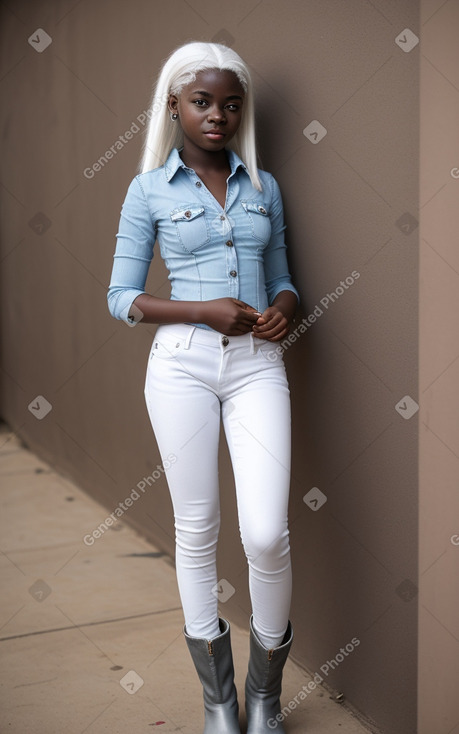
[
  {"x1": 150, "y1": 338, "x2": 182, "y2": 360},
  {"x1": 241, "y1": 200, "x2": 272, "y2": 244},
  {"x1": 170, "y1": 205, "x2": 210, "y2": 253}
]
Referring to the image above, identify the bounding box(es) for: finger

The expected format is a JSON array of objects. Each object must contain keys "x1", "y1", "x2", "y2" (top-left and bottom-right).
[
  {"x1": 235, "y1": 300, "x2": 261, "y2": 315},
  {"x1": 233, "y1": 299, "x2": 250, "y2": 308},
  {"x1": 253, "y1": 315, "x2": 285, "y2": 333},
  {"x1": 244, "y1": 311, "x2": 262, "y2": 324},
  {"x1": 268, "y1": 327, "x2": 289, "y2": 342},
  {"x1": 234, "y1": 301, "x2": 261, "y2": 319},
  {"x1": 259, "y1": 307, "x2": 278, "y2": 320},
  {"x1": 254, "y1": 322, "x2": 289, "y2": 340},
  {"x1": 260, "y1": 329, "x2": 289, "y2": 342}
]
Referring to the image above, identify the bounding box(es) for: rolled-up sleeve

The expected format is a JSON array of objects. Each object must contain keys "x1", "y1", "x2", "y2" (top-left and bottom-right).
[
  {"x1": 264, "y1": 175, "x2": 299, "y2": 306},
  {"x1": 107, "y1": 176, "x2": 155, "y2": 322}
]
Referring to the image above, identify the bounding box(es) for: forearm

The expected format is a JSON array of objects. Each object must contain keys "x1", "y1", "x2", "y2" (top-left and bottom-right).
[
  {"x1": 130, "y1": 294, "x2": 205, "y2": 325},
  {"x1": 272, "y1": 290, "x2": 298, "y2": 323},
  {"x1": 130, "y1": 294, "x2": 261, "y2": 335}
]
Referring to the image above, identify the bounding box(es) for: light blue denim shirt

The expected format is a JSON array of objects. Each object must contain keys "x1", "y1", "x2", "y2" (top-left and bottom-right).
[{"x1": 108, "y1": 146, "x2": 299, "y2": 329}]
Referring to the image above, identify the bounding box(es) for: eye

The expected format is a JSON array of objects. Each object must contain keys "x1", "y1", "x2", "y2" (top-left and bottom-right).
[{"x1": 191, "y1": 99, "x2": 240, "y2": 111}]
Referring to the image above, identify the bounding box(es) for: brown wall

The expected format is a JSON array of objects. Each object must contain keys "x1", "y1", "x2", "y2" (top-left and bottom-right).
[
  {"x1": 418, "y1": 1, "x2": 459, "y2": 732},
  {"x1": 1, "y1": 1, "x2": 454, "y2": 733}
]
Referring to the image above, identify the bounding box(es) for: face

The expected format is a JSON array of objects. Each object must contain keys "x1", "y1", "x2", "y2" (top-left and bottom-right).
[{"x1": 169, "y1": 69, "x2": 245, "y2": 153}]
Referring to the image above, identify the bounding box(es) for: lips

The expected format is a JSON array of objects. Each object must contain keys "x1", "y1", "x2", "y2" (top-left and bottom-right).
[{"x1": 204, "y1": 129, "x2": 226, "y2": 139}]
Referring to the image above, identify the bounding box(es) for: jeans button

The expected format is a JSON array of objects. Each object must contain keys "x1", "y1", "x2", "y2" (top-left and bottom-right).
[{"x1": 222, "y1": 336, "x2": 229, "y2": 347}]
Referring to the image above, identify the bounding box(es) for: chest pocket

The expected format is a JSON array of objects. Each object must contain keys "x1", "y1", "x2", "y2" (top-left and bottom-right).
[
  {"x1": 241, "y1": 200, "x2": 272, "y2": 244},
  {"x1": 170, "y1": 205, "x2": 210, "y2": 253}
]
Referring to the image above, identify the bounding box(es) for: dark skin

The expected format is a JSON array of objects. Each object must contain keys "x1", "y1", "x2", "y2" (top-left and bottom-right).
[{"x1": 131, "y1": 69, "x2": 297, "y2": 339}]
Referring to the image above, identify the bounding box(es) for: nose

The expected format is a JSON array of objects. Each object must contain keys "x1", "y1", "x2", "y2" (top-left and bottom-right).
[{"x1": 208, "y1": 105, "x2": 226, "y2": 124}]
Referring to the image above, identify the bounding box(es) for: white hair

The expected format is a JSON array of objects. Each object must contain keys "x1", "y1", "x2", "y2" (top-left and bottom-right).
[{"x1": 139, "y1": 41, "x2": 262, "y2": 191}]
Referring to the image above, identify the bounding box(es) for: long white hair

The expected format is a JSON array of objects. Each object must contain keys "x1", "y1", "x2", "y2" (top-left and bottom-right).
[{"x1": 139, "y1": 41, "x2": 262, "y2": 191}]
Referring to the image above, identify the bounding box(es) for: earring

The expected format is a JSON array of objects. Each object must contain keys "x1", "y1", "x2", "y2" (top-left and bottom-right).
[{"x1": 170, "y1": 112, "x2": 178, "y2": 121}]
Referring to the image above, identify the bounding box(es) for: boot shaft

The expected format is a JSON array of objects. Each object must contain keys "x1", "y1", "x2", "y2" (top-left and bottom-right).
[
  {"x1": 246, "y1": 617, "x2": 293, "y2": 698},
  {"x1": 184, "y1": 617, "x2": 240, "y2": 734},
  {"x1": 245, "y1": 616, "x2": 293, "y2": 734}
]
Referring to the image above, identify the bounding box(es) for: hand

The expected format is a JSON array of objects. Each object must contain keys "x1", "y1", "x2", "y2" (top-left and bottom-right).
[
  {"x1": 201, "y1": 298, "x2": 262, "y2": 335},
  {"x1": 251, "y1": 306, "x2": 290, "y2": 342}
]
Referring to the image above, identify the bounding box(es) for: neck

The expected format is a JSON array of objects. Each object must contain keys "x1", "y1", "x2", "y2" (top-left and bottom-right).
[{"x1": 179, "y1": 143, "x2": 230, "y2": 174}]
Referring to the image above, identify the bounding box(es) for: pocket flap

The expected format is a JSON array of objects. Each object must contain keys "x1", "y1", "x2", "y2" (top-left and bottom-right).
[
  {"x1": 170, "y1": 205, "x2": 205, "y2": 222},
  {"x1": 241, "y1": 200, "x2": 269, "y2": 216}
]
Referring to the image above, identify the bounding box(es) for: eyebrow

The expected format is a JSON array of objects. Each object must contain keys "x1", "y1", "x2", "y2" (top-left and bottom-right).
[{"x1": 190, "y1": 90, "x2": 243, "y2": 101}]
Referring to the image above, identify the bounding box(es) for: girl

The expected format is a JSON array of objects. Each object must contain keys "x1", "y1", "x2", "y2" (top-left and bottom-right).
[{"x1": 108, "y1": 41, "x2": 299, "y2": 734}]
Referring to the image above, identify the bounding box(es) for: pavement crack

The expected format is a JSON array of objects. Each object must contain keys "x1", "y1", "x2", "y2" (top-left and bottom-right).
[{"x1": 0, "y1": 607, "x2": 182, "y2": 642}]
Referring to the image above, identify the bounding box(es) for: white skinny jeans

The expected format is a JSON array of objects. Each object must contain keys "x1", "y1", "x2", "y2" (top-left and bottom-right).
[{"x1": 144, "y1": 323, "x2": 292, "y2": 649}]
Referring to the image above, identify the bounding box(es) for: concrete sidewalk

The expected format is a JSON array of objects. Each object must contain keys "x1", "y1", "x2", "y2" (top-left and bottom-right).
[{"x1": 0, "y1": 423, "x2": 373, "y2": 734}]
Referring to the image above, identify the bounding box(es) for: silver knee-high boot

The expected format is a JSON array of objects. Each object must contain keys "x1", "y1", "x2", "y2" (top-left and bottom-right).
[
  {"x1": 245, "y1": 616, "x2": 294, "y2": 734},
  {"x1": 184, "y1": 617, "x2": 241, "y2": 734}
]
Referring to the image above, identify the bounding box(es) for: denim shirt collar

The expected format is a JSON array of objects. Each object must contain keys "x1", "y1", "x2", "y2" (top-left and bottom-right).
[{"x1": 164, "y1": 146, "x2": 249, "y2": 183}]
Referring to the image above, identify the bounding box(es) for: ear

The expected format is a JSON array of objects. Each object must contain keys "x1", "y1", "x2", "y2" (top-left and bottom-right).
[{"x1": 168, "y1": 94, "x2": 179, "y2": 114}]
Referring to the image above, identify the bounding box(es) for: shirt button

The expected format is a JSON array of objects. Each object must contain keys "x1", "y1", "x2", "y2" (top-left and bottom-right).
[
  {"x1": 226, "y1": 240, "x2": 233, "y2": 247},
  {"x1": 230, "y1": 270, "x2": 237, "y2": 277},
  {"x1": 258, "y1": 205, "x2": 267, "y2": 214},
  {"x1": 184, "y1": 210, "x2": 192, "y2": 218},
  {"x1": 222, "y1": 336, "x2": 229, "y2": 347},
  {"x1": 195, "y1": 181, "x2": 202, "y2": 187},
  {"x1": 220, "y1": 214, "x2": 226, "y2": 221}
]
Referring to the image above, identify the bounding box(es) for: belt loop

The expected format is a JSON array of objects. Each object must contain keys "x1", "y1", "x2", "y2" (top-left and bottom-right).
[
  {"x1": 184, "y1": 326, "x2": 196, "y2": 349},
  {"x1": 249, "y1": 332, "x2": 256, "y2": 355}
]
